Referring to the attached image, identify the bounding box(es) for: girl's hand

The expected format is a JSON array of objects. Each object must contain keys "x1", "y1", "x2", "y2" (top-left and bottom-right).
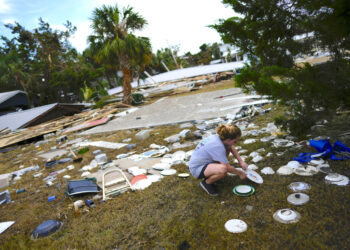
[
  {"x1": 239, "y1": 171, "x2": 247, "y2": 179},
  {"x1": 240, "y1": 161, "x2": 248, "y2": 170}
]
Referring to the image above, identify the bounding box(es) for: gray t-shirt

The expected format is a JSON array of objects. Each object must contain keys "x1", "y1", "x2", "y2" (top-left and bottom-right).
[{"x1": 189, "y1": 134, "x2": 229, "y2": 178}]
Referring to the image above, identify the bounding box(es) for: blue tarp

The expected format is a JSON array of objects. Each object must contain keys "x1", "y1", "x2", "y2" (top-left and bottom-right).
[{"x1": 294, "y1": 139, "x2": 350, "y2": 163}]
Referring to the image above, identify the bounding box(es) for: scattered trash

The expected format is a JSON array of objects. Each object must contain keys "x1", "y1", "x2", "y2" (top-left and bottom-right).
[
  {"x1": 0, "y1": 190, "x2": 11, "y2": 205},
  {"x1": 58, "y1": 158, "x2": 73, "y2": 164},
  {"x1": 16, "y1": 188, "x2": 26, "y2": 194},
  {"x1": 66, "y1": 179, "x2": 99, "y2": 197},
  {"x1": 317, "y1": 164, "x2": 333, "y2": 174},
  {"x1": 273, "y1": 209, "x2": 301, "y2": 224},
  {"x1": 287, "y1": 193, "x2": 309, "y2": 206},
  {"x1": 130, "y1": 175, "x2": 147, "y2": 185},
  {"x1": 224, "y1": 219, "x2": 248, "y2": 233},
  {"x1": 128, "y1": 167, "x2": 147, "y2": 176},
  {"x1": 288, "y1": 182, "x2": 311, "y2": 192},
  {"x1": 85, "y1": 199, "x2": 95, "y2": 208},
  {"x1": 164, "y1": 134, "x2": 180, "y2": 143},
  {"x1": 179, "y1": 129, "x2": 191, "y2": 138},
  {"x1": 63, "y1": 175, "x2": 71, "y2": 179},
  {"x1": 67, "y1": 165, "x2": 75, "y2": 170},
  {"x1": 126, "y1": 144, "x2": 136, "y2": 150},
  {"x1": 247, "y1": 164, "x2": 258, "y2": 170},
  {"x1": 75, "y1": 141, "x2": 127, "y2": 149},
  {"x1": 132, "y1": 178, "x2": 152, "y2": 190},
  {"x1": 233, "y1": 185, "x2": 255, "y2": 196},
  {"x1": 272, "y1": 139, "x2": 294, "y2": 147},
  {"x1": 31, "y1": 220, "x2": 62, "y2": 239},
  {"x1": 152, "y1": 162, "x2": 171, "y2": 171},
  {"x1": 46, "y1": 160, "x2": 58, "y2": 168},
  {"x1": 147, "y1": 174, "x2": 163, "y2": 183},
  {"x1": 277, "y1": 166, "x2": 294, "y2": 175},
  {"x1": 0, "y1": 173, "x2": 11, "y2": 189},
  {"x1": 92, "y1": 149, "x2": 102, "y2": 155},
  {"x1": 0, "y1": 221, "x2": 15, "y2": 234},
  {"x1": 48, "y1": 196, "x2": 56, "y2": 202},
  {"x1": 286, "y1": 161, "x2": 302, "y2": 169},
  {"x1": 73, "y1": 200, "x2": 84, "y2": 215}
]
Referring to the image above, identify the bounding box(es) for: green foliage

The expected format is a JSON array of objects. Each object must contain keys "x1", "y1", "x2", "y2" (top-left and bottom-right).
[
  {"x1": 131, "y1": 92, "x2": 145, "y2": 105},
  {"x1": 80, "y1": 83, "x2": 94, "y2": 102},
  {"x1": 0, "y1": 19, "x2": 102, "y2": 105},
  {"x1": 88, "y1": 4, "x2": 152, "y2": 104},
  {"x1": 212, "y1": 0, "x2": 350, "y2": 136}
]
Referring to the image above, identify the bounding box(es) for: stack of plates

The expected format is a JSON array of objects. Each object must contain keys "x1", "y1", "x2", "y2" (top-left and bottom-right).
[
  {"x1": 325, "y1": 173, "x2": 349, "y2": 186},
  {"x1": 273, "y1": 209, "x2": 301, "y2": 224},
  {"x1": 233, "y1": 185, "x2": 255, "y2": 196}
]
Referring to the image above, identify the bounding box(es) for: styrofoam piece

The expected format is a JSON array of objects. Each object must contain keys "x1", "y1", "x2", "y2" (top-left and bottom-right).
[
  {"x1": 246, "y1": 170, "x2": 263, "y2": 184},
  {"x1": 0, "y1": 221, "x2": 15, "y2": 234},
  {"x1": 63, "y1": 175, "x2": 71, "y2": 179},
  {"x1": 249, "y1": 152, "x2": 260, "y2": 158},
  {"x1": 128, "y1": 167, "x2": 147, "y2": 176},
  {"x1": 294, "y1": 166, "x2": 318, "y2": 176},
  {"x1": 277, "y1": 166, "x2": 294, "y2": 175},
  {"x1": 286, "y1": 161, "x2": 302, "y2": 169},
  {"x1": 76, "y1": 141, "x2": 127, "y2": 149},
  {"x1": 243, "y1": 139, "x2": 256, "y2": 144},
  {"x1": 160, "y1": 169, "x2": 177, "y2": 176},
  {"x1": 224, "y1": 219, "x2": 248, "y2": 233},
  {"x1": 133, "y1": 179, "x2": 152, "y2": 190},
  {"x1": 247, "y1": 164, "x2": 258, "y2": 170},
  {"x1": 152, "y1": 163, "x2": 171, "y2": 171},
  {"x1": 288, "y1": 182, "x2": 311, "y2": 192},
  {"x1": 261, "y1": 167, "x2": 275, "y2": 175},
  {"x1": 310, "y1": 159, "x2": 325, "y2": 165},
  {"x1": 273, "y1": 209, "x2": 300, "y2": 224},
  {"x1": 287, "y1": 193, "x2": 310, "y2": 205},
  {"x1": 147, "y1": 174, "x2": 163, "y2": 182}
]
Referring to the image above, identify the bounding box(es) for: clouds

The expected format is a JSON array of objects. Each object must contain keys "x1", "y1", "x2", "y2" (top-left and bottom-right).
[{"x1": 0, "y1": 0, "x2": 11, "y2": 14}]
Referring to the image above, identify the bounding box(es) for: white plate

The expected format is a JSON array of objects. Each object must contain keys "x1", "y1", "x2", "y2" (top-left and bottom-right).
[
  {"x1": 152, "y1": 163, "x2": 171, "y2": 171},
  {"x1": 224, "y1": 219, "x2": 248, "y2": 233},
  {"x1": 235, "y1": 185, "x2": 252, "y2": 194},
  {"x1": 277, "y1": 166, "x2": 294, "y2": 175},
  {"x1": 246, "y1": 170, "x2": 263, "y2": 184},
  {"x1": 325, "y1": 173, "x2": 343, "y2": 182},
  {"x1": 288, "y1": 182, "x2": 311, "y2": 192},
  {"x1": 160, "y1": 169, "x2": 177, "y2": 176}
]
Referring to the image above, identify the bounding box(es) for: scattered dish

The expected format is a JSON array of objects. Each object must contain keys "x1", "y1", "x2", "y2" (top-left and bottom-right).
[
  {"x1": 273, "y1": 209, "x2": 301, "y2": 224},
  {"x1": 178, "y1": 173, "x2": 190, "y2": 178},
  {"x1": 160, "y1": 169, "x2": 177, "y2": 176},
  {"x1": 245, "y1": 170, "x2": 263, "y2": 184},
  {"x1": 287, "y1": 193, "x2": 310, "y2": 205},
  {"x1": 224, "y1": 219, "x2": 248, "y2": 233}
]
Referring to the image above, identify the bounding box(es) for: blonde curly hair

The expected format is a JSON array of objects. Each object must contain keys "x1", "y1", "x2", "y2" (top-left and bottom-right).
[{"x1": 216, "y1": 124, "x2": 241, "y2": 140}]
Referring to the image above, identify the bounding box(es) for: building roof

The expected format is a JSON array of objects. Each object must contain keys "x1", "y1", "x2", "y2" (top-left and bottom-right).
[
  {"x1": 0, "y1": 90, "x2": 29, "y2": 110},
  {"x1": 108, "y1": 61, "x2": 246, "y2": 95},
  {"x1": 0, "y1": 103, "x2": 85, "y2": 131}
]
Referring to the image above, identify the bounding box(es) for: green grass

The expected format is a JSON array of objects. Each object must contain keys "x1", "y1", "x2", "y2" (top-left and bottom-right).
[{"x1": 1, "y1": 82, "x2": 350, "y2": 249}]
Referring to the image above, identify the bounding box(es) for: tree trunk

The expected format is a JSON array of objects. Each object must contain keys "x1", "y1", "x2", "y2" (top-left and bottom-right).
[{"x1": 122, "y1": 67, "x2": 132, "y2": 105}]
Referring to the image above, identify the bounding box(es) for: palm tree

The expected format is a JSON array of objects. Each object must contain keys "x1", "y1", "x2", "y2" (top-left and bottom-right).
[{"x1": 88, "y1": 4, "x2": 152, "y2": 104}]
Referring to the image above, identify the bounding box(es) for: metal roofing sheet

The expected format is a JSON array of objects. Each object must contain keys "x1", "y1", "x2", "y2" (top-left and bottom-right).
[
  {"x1": 0, "y1": 103, "x2": 57, "y2": 131},
  {"x1": 0, "y1": 90, "x2": 26, "y2": 105},
  {"x1": 108, "y1": 61, "x2": 246, "y2": 95}
]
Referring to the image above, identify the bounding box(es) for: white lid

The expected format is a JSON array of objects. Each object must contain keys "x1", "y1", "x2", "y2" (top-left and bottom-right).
[
  {"x1": 286, "y1": 161, "x2": 301, "y2": 169},
  {"x1": 224, "y1": 219, "x2": 248, "y2": 233},
  {"x1": 325, "y1": 173, "x2": 343, "y2": 182},
  {"x1": 287, "y1": 193, "x2": 310, "y2": 205},
  {"x1": 160, "y1": 169, "x2": 177, "y2": 176}
]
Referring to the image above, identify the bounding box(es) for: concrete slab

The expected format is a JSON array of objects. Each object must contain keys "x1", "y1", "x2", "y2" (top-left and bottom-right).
[{"x1": 82, "y1": 88, "x2": 264, "y2": 135}]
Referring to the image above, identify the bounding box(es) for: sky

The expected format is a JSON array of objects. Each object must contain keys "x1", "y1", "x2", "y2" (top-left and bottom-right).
[{"x1": 0, "y1": 0, "x2": 237, "y2": 55}]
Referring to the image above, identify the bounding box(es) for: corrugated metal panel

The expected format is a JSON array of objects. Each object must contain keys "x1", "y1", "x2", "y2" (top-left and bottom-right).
[{"x1": 0, "y1": 103, "x2": 57, "y2": 131}]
